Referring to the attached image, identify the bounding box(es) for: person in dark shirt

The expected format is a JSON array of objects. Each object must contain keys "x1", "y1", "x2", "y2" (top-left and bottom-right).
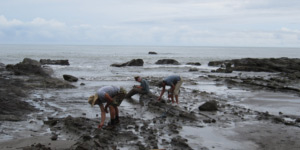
[
  {"x1": 158, "y1": 75, "x2": 183, "y2": 104},
  {"x1": 126, "y1": 76, "x2": 150, "y2": 98}
]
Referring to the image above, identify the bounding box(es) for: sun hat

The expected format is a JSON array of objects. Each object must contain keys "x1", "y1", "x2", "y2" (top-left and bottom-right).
[{"x1": 88, "y1": 93, "x2": 98, "y2": 107}]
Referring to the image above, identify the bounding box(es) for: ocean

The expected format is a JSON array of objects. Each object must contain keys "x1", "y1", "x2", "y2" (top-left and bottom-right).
[{"x1": 1, "y1": 45, "x2": 300, "y2": 79}]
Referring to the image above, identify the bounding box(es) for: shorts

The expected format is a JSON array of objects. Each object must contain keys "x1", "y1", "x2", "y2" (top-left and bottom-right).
[
  {"x1": 174, "y1": 78, "x2": 183, "y2": 96},
  {"x1": 110, "y1": 93, "x2": 126, "y2": 106}
]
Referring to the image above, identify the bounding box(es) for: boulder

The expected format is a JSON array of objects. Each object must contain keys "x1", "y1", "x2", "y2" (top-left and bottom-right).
[
  {"x1": 199, "y1": 100, "x2": 218, "y2": 111},
  {"x1": 208, "y1": 61, "x2": 225, "y2": 67},
  {"x1": 127, "y1": 59, "x2": 144, "y2": 66},
  {"x1": 208, "y1": 58, "x2": 300, "y2": 73},
  {"x1": 148, "y1": 51, "x2": 157, "y2": 55},
  {"x1": 40, "y1": 59, "x2": 70, "y2": 65},
  {"x1": 189, "y1": 68, "x2": 198, "y2": 72},
  {"x1": 63, "y1": 74, "x2": 78, "y2": 82},
  {"x1": 213, "y1": 68, "x2": 233, "y2": 73},
  {"x1": 111, "y1": 59, "x2": 144, "y2": 67},
  {"x1": 155, "y1": 59, "x2": 180, "y2": 65},
  {"x1": 186, "y1": 62, "x2": 201, "y2": 66},
  {"x1": 6, "y1": 58, "x2": 49, "y2": 76}
]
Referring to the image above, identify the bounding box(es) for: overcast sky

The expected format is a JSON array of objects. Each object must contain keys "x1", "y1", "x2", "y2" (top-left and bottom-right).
[{"x1": 0, "y1": 0, "x2": 300, "y2": 47}]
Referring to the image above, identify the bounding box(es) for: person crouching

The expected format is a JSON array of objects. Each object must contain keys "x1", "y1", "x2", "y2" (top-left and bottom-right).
[{"x1": 88, "y1": 85, "x2": 127, "y2": 129}]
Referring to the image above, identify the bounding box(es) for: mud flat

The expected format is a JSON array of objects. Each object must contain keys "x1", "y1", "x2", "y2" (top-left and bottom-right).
[{"x1": 1, "y1": 58, "x2": 300, "y2": 150}]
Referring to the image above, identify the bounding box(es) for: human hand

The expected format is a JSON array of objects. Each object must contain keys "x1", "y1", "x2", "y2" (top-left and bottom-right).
[{"x1": 98, "y1": 124, "x2": 104, "y2": 129}]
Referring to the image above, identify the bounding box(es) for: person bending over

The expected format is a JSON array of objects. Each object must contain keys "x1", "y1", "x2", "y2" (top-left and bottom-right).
[
  {"x1": 88, "y1": 85, "x2": 127, "y2": 129},
  {"x1": 158, "y1": 75, "x2": 183, "y2": 104}
]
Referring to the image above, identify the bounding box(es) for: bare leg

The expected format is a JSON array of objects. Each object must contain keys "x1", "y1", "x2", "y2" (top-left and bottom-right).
[
  {"x1": 175, "y1": 95, "x2": 179, "y2": 104},
  {"x1": 171, "y1": 94, "x2": 175, "y2": 104}
]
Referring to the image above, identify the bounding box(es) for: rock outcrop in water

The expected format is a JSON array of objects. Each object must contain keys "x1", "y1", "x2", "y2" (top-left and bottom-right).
[
  {"x1": 63, "y1": 74, "x2": 79, "y2": 82},
  {"x1": 186, "y1": 62, "x2": 201, "y2": 66},
  {"x1": 40, "y1": 59, "x2": 70, "y2": 65},
  {"x1": 6, "y1": 58, "x2": 49, "y2": 76},
  {"x1": 111, "y1": 59, "x2": 144, "y2": 67},
  {"x1": 148, "y1": 51, "x2": 157, "y2": 55},
  {"x1": 208, "y1": 57, "x2": 300, "y2": 73},
  {"x1": 155, "y1": 59, "x2": 180, "y2": 65}
]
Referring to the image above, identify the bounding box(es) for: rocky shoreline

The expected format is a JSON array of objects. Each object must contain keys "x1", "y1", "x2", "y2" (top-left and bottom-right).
[
  {"x1": 1, "y1": 57, "x2": 300, "y2": 150},
  {"x1": 0, "y1": 58, "x2": 74, "y2": 122}
]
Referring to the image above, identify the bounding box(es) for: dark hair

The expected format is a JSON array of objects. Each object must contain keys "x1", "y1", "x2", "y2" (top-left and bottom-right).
[
  {"x1": 158, "y1": 81, "x2": 165, "y2": 88},
  {"x1": 134, "y1": 76, "x2": 140, "y2": 81}
]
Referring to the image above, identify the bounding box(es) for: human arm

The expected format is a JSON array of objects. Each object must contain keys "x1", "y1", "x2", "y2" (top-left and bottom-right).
[
  {"x1": 98, "y1": 103, "x2": 106, "y2": 129},
  {"x1": 104, "y1": 93, "x2": 114, "y2": 113},
  {"x1": 158, "y1": 84, "x2": 166, "y2": 101}
]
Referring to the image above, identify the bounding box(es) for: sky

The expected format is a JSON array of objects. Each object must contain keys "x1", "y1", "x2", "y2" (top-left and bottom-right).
[{"x1": 0, "y1": 0, "x2": 300, "y2": 47}]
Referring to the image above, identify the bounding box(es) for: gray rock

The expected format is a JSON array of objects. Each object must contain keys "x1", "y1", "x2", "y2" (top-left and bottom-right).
[
  {"x1": 189, "y1": 68, "x2": 199, "y2": 72},
  {"x1": 208, "y1": 57, "x2": 300, "y2": 73},
  {"x1": 148, "y1": 51, "x2": 157, "y2": 55},
  {"x1": 111, "y1": 59, "x2": 144, "y2": 67},
  {"x1": 63, "y1": 74, "x2": 78, "y2": 82},
  {"x1": 186, "y1": 62, "x2": 201, "y2": 66},
  {"x1": 199, "y1": 100, "x2": 218, "y2": 111},
  {"x1": 155, "y1": 59, "x2": 180, "y2": 65},
  {"x1": 6, "y1": 58, "x2": 49, "y2": 76},
  {"x1": 40, "y1": 59, "x2": 70, "y2": 65}
]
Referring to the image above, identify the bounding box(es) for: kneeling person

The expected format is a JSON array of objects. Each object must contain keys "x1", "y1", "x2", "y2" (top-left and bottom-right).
[
  {"x1": 126, "y1": 76, "x2": 150, "y2": 98},
  {"x1": 88, "y1": 85, "x2": 127, "y2": 129}
]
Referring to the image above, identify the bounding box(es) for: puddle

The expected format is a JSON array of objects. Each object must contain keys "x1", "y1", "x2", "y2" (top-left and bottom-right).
[{"x1": 181, "y1": 125, "x2": 258, "y2": 150}]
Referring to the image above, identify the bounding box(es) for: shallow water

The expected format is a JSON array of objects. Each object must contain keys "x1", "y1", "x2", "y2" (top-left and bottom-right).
[{"x1": 181, "y1": 125, "x2": 258, "y2": 150}]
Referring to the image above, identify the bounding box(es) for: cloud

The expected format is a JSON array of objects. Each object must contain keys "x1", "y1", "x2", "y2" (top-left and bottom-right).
[
  {"x1": 0, "y1": 15, "x2": 93, "y2": 44},
  {"x1": 0, "y1": 0, "x2": 300, "y2": 46},
  {"x1": 0, "y1": 15, "x2": 23, "y2": 26}
]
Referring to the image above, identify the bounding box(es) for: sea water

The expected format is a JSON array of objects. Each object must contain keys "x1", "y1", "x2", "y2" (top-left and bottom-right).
[{"x1": 1, "y1": 45, "x2": 299, "y2": 79}]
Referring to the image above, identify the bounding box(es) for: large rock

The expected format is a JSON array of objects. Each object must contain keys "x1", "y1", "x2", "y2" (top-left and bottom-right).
[
  {"x1": 186, "y1": 62, "x2": 201, "y2": 66},
  {"x1": 212, "y1": 64, "x2": 233, "y2": 73},
  {"x1": 63, "y1": 74, "x2": 78, "y2": 82},
  {"x1": 111, "y1": 59, "x2": 144, "y2": 67},
  {"x1": 199, "y1": 100, "x2": 218, "y2": 111},
  {"x1": 40, "y1": 59, "x2": 70, "y2": 65},
  {"x1": 208, "y1": 57, "x2": 300, "y2": 73},
  {"x1": 148, "y1": 51, "x2": 158, "y2": 55},
  {"x1": 6, "y1": 58, "x2": 49, "y2": 76},
  {"x1": 155, "y1": 59, "x2": 180, "y2": 65}
]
